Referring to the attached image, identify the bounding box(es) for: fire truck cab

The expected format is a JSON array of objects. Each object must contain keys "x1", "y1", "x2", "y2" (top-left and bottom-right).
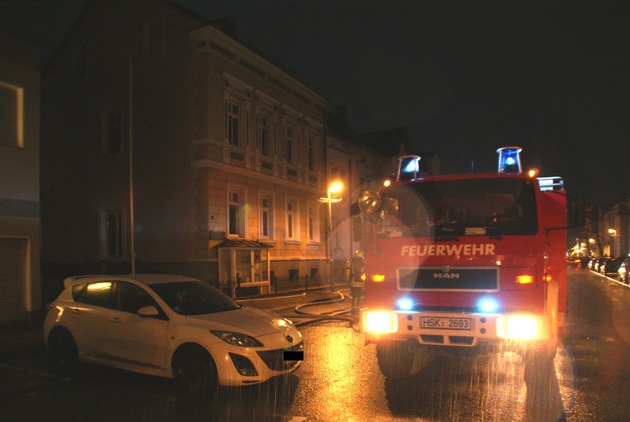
[{"x1": 356, "y1": 147, "x2": 581, "y2": 386}]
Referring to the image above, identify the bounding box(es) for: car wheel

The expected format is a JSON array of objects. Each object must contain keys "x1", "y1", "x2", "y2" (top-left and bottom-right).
[
  {"x1": 172, "y1": 345, "x2": 218, "y2": 401},
  {"x1": 48, "y1": 327, "x2": 78, "y2": 367}
]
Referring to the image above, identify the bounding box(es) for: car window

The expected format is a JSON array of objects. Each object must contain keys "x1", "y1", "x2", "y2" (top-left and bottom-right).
[
  {"x1": 72, "y1": 283, "x2": 86, "y2": 301},
  {"x1": 150, "y1": 281, "x2": 242, "y2": 315},
  {"x1": 115, "y1": 282, "x2": 159, "y2": 314},
  {"x1": 83, "y1": 281, "x2": 114, "y2": 308}
]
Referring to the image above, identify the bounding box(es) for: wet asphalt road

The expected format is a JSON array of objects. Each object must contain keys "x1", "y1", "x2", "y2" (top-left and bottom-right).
[{"x1": 0, "y1": 269, "x2": 628, "y2": 421}]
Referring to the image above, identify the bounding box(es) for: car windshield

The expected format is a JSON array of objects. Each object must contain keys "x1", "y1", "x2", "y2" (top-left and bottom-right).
[
  {"x1": 377, "y1": 177, "x2": 538, "y2": 239},
  {"x1": 149, "y1": 281, "x2": 242, "y2": 315}
]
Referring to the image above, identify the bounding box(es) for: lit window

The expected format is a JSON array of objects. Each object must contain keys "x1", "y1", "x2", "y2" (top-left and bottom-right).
[
  {"x1": 307, "y1": 203, "x2": 319, "y2": 242},
  {"x1": 286, "y1": 199, "x2": 298, "y2": 241},
  {"x1": 259, "y1": 194, "x2": 273, "y2": 239}
]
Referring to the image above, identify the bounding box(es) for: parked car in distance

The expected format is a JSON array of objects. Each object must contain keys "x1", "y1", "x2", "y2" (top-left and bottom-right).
[
  {"x1": 600, "y1": 256, "x2": 625, "y2": 276},
  {"x1": 618, "y1": 257, "x2": 630, "y2": 284},
  {"x1": 594, "y1": 257, "x2": 611, "y2": 274},
  {"x1": 44, "y1": 274, "x2": 303, "y2": 394}
]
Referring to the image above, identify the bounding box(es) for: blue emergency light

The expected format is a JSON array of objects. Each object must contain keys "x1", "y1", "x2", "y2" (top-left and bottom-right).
[
  {"x1": 397, "y1": 297, "x2": 415, "y2": 311},
  {"x1": 397, "y1": 155, "x2": 421, "y2": 181},
  {"x1": 478, "y1": 298, "x2": 499, "y2": 313},
  {"x1": 497, "y1": 146, "x2": 522, "y2": 174}
]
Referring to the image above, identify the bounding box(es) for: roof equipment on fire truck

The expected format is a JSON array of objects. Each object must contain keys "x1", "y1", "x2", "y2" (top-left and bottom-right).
[{"x1": 497, "y1": 146, "x2": 522, "y2": 174}]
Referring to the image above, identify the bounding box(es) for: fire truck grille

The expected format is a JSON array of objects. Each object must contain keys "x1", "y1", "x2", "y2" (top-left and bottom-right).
[{"x1": 398, "y1": 267, "x2": 498, "y2": 291}]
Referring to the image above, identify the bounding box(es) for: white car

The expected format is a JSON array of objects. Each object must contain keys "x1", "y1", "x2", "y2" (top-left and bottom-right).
[{"x1": 44, "y1": 274, "x2": 303, "y2": 391}]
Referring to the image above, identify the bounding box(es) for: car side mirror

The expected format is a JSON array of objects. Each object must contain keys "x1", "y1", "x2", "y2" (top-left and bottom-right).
[{"x1": 137, "y1": 305, "x2": 159, "y2": 317}]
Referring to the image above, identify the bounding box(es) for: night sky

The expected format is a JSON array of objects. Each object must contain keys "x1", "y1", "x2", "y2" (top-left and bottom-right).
[{"x1": 2, "y1": 0, "x2": 629, "y2": 205}]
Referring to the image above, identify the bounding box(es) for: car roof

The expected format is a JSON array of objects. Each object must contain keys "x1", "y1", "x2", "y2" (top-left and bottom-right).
[{"x1": 63, "y1": 274, "x2": 200, "y2": 289}]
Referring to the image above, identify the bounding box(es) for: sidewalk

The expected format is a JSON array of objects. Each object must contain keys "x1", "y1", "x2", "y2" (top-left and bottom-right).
[{"x1": 0, "y1": 283, "x2": 351, "y2": 358}]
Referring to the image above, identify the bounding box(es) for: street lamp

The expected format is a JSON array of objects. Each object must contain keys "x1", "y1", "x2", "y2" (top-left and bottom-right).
[
  {"x1": 320, "y1": 181, "x2": 343, "y2": 291},
  {"x1": 609, "y1": 229, "x2": 617, "y2": 257}
]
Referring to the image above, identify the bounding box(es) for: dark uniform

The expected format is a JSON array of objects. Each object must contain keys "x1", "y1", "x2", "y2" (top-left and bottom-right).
[{"x1": 350, "y1": 252, "x2": 365, "y2": 315}]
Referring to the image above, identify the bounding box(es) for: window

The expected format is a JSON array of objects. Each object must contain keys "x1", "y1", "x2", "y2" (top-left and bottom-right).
[
  {"x1": 286, "y1": 199, "x2": 298, "y2": 241},
  {"x1": 100, "y1": 210, "x2": 124, "y2": 258},
  {"x1": 84, "y1": 281, "x2": 113, "y2": 308},
  {"x1": 226, "y1": 100, "x2": 240, "y2": 146},
  {"x1": 116, "y1": 282, "x2": 157, "y2": 314},
  {"x1": 307, "y1": 203, "x2": 319, "y2": 242},
  {"x1": 144, "y1": 22, "x2": 163, "y2": 58},
  {"x1": 376, "y1": 178, "x2": 538, "y2": 239},
  {"x1": 0, "y1": 82, "x2": 23, "y2": 148},
  {"x1": 259, "y1": 194, "x2": 273, "y2": 238},
  {"x1": 284, "y1": 126, "x2": 294, "y2": 164},
  {"x1": 258, "y1": 115, "x2": 269, "y2": 156},
  {"x1": 228, "y1": 188, "x2": 245, "y2": 236},
  {"x1": 102, "y1": 111, "x2": 122, "y2": 155},
  {"x1": 307, "y1": 137, "x2": 315, "y2": 171}
]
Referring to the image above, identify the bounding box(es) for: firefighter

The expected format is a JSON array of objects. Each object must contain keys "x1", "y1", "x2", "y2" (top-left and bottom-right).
[{"x1": 350, "y1": 250, "x2": 365, "y2": 316}]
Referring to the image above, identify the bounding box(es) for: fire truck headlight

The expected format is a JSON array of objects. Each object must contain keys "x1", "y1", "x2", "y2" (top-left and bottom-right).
[
  {"x1": 497, "y1": 316, "x2": 540, "y2": 339},
  {"x1": 363, "y1": 311, "x2": 398, "y2": 333},
  {"x1": 397, "y1": 297, "x2": 414, "y2": 311},
  {"x1": 478, "y1": 298, "x2": 499, "y2": 313}
]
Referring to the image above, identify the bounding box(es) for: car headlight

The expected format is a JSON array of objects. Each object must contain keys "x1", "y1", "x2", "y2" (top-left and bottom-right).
[{"x1": 211, "y1": 330, "x2": 264, "y2": 347}]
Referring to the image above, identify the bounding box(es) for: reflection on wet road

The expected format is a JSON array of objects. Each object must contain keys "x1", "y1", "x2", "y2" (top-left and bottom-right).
[{"x1": 285, "y1": 323, "x2": 570, "y2": 422}]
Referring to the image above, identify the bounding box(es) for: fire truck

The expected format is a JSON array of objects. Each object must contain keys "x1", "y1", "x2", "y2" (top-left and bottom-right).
[{"x1": 355, "y1": 147, "x2": 582, "y2": 386}]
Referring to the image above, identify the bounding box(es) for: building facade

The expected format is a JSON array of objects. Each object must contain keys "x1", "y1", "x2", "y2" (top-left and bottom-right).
[
  {"x1": 0, "y1": 29, "x2": 41, "y2": 325},
  {"x1": 41, "y1": 0, "x2": 328, "y2": 297}
]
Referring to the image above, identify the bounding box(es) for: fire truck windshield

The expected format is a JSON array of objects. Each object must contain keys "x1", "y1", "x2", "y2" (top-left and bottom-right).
[{"x1": 377, "y1": 178, "x2": 538, "y2": 239}]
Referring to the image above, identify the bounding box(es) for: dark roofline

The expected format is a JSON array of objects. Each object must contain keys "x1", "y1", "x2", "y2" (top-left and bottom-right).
[{"x1": 42, "y1": 0, "x2": 328, "y2": 101}]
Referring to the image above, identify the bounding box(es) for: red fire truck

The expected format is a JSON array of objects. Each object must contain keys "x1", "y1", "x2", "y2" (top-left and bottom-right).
[{"x1": 355, "y1": 147, "x2": 582, "y2": 386}]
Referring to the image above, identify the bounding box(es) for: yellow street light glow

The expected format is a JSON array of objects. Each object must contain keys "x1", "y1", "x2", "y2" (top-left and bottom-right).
[{"x1": 328, "y1": 181, "x2": 344, "y2": 196}]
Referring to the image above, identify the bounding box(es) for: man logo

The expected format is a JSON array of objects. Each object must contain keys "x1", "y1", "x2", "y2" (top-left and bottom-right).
[
  {"x1": 286, "y1": 334, "x2": 294, "y2": 343},
  {"x1": 433, "y1": 272, "x2": 460, "y2": 279}
]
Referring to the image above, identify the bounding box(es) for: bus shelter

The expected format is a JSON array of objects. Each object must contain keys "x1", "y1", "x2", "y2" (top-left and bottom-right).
[{"x1": 215, "y1": 239, "x2": 272, "y2": 297}]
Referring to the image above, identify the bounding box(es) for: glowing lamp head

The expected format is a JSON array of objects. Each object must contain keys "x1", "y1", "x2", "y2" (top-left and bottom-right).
[
  {"x1": 397, "y1": 297, "x2": 414, "y2": 311},
  {"x1": 497, "y1": 146, "x2": 523, "y2": 174},
  {"x1": 478, "y1": 298, "x2": 499, "y2": 313}
]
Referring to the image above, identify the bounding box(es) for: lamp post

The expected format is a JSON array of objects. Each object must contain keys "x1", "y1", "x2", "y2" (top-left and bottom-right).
[
  {"x1": 609, "y1": 229, "x2": 617, "y2": 257},
  {"x1": 320, "y1": 181, "x2": 343, "y2": 291}
]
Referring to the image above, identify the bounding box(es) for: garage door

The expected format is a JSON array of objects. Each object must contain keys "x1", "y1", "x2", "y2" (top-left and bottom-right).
[{"x1": 0, "y1": 238, "x2": 25, "y2": 326}]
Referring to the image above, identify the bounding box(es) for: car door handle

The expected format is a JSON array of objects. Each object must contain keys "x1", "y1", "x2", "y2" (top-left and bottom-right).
[
  {"x1": 109, "y1": 317, "x2": 121, "y2": 324},
  {"x1": 70, "y1": 308, "x2": 81, "y2": 314}
]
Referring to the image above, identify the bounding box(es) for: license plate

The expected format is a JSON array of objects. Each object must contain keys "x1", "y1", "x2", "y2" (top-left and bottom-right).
[{"x1": 421, "y1": 317, "x2": 472, "y2": 331}]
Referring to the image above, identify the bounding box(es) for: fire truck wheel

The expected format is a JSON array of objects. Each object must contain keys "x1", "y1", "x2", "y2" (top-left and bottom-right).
[{"x1": 375, "y1": 342, "x2": 415, "y2": 378}]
